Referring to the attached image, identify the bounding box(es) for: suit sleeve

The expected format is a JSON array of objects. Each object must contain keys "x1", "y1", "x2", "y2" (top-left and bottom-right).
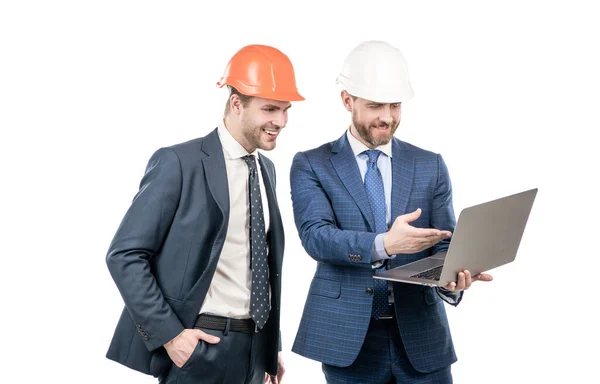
[
  {"x1": 430, "y1": 154, "x2": 463, "y2": 306},
  {"x1": 106, "y1": 147, "x2": 185, "y2": 351},
  {"x1": 290, "y1": 152, "x2": 377, "y2": 268}
]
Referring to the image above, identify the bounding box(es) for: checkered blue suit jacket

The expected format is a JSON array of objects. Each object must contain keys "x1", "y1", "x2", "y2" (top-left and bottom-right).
[{"x1": 290, "y1": 132, "x2": 461, "y2": 373}]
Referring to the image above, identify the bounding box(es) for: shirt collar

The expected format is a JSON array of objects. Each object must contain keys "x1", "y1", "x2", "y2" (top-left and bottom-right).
[
  {"x1": 346, "y1": 126, "x2": 393, "y2": 159},
  {"x1": 217, "y1": 120, "x2": 259, "y2": 160}
]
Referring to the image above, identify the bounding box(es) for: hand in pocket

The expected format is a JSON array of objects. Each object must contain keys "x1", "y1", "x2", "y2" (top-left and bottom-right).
[{"x1": 164, "y1": 329, "x2": 221, "y2": 368}]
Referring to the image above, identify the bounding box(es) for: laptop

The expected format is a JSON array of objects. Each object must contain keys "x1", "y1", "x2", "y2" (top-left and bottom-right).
[{"x1": 374, "y1": 188, "x2": 538, "y2": 287}]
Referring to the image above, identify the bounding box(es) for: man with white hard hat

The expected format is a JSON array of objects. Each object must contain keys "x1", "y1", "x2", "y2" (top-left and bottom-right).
[{"x1": 289, "y1": 41, "x2": 493, "y2": 383}]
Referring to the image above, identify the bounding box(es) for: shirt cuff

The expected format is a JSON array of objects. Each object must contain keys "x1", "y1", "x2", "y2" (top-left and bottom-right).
[
  {"x1": 371, "y1": 233, "x2": 395, "y2": 268},
  {"x1": 437, "y1": 287, "x2": 462, "y2": 305}
]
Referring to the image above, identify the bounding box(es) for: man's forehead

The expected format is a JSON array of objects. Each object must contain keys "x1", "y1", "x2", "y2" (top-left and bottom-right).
[
  {"x1": 361, "y1": 98, "x2": 401, "y2": 105},
  {"x1": 254, "y1": 97, "x2": 292, "y2": 109}
]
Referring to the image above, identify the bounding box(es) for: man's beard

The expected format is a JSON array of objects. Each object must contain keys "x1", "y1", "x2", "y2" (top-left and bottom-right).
[{"x1": 353, "y1": 116, "x2": 399, "y2": 147}]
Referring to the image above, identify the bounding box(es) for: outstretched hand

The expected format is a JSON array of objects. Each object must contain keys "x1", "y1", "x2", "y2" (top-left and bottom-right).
[{"x1": 383, "y1": 208, "x2": 452, "y2": 255}]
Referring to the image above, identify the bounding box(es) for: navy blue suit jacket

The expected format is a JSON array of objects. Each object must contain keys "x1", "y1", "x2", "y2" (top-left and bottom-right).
[
  {"x1": 290, "y1": 133, "x2": 461, "y2": 373},
  {"x1": 105, "y1": 129, "x2": 284, "y2": 377}
]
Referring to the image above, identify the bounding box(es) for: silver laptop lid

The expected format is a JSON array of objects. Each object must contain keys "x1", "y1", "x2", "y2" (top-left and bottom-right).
[{"x1": 438, "y1": 188, "x2": 538, "y2": 285}]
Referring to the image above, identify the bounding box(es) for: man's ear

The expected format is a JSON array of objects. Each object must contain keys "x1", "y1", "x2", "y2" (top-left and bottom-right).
[
  {"x1": 230, "y1": 94, "x2": 243, "y2": 115},
  {"x1": 341, "y1": 90, "x2": 353, "y2": 112}
]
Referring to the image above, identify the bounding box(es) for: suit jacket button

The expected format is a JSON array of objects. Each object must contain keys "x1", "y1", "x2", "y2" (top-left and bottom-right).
[{"x1": 366, "y1": 288, "x2": 373, "y2": 295}]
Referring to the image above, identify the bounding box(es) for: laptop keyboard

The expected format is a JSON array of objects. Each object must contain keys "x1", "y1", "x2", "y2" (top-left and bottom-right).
[{"x1": 410, "y1": 265, "x2": 443, "y2": 281}]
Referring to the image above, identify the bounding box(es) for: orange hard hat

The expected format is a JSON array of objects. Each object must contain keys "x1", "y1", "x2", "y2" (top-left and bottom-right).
[{"x1": 217, "y1": 44, "x2": 304, "y2": 102}]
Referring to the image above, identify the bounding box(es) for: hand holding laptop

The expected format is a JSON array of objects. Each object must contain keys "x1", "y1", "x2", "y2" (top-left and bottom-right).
[
  {"x1": 441, "y1": 270, "x2": 493, "y2": 292},
  {"x1": 383, "y1": 208, "x2": 452, "y2": 255}
]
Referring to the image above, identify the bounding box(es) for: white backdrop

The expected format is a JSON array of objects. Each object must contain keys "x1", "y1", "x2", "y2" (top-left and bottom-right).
[{"x1": 2, "y1": 1, "x2": 598, "y2": 383}]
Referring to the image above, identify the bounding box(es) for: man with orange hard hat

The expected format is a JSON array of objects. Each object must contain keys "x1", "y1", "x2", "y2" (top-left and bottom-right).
[{"x1": 105, "y1": 44, "x2": 304, "y2": 384}]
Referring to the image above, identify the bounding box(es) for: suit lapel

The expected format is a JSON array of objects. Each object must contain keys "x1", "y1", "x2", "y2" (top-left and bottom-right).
[
  {"x1": 258, "y1": 154, "x2": 280, "y2": 222},
  {"x1": 201, "y1": 129, "x2": 230, "y2": 219},
  {"x1": 258, "y1": 155, "x2": 283, "y2": 271},
  {"x1": 391, "y1": 138, "x2": 414, "y2": 220},
  {"x1": 331, "y1": 133, "x2": 376, "y2": 232},
  {"x1": 184, "y1": 128, "x2": 232, "y2": 321}
]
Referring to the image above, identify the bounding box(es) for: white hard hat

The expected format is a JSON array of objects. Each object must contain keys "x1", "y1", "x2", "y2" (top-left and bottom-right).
[{"x1": 336, "y1": 41, "x2": 414, "y2": 103}]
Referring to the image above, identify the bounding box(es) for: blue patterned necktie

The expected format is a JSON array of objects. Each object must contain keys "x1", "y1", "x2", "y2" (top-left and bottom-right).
[
  {"x1": 363, "y1": 149, "x2": 389, "y2": 319},
  {"x1": 242, "y1": 155, "x2": 269, "y2": 329}
]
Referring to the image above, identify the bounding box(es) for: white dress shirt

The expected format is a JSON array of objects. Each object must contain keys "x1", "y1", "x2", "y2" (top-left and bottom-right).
[{"x1": 199, "y1": 121, "x2": 270, "y2": 318}]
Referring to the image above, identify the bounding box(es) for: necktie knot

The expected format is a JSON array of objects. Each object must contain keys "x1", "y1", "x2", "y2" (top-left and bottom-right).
[
  {"x1": 364, "y1": 150, "x2": 382, "y2": 168},
  {"x1": 243, "y1": 155, "x2": 257, "y2": 174}
]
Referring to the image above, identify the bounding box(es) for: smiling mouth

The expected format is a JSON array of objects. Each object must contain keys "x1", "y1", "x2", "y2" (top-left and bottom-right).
[{"x1": 263, "y1": 128, "x2": 280, "y2": 137}]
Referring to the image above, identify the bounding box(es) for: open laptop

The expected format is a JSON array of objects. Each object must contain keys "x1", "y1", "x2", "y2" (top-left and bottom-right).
[{"x1": 374, "y1": 188, "x2": 538, "y2": 287}]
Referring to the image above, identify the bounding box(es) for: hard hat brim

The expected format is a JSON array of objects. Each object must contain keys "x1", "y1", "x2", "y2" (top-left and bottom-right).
[
  {"x1": 217, "y1": 79, "x2": 305, "y2": 102},
  {"x1": 336, "y1": 76, "x2": 414, "y2": 104}
]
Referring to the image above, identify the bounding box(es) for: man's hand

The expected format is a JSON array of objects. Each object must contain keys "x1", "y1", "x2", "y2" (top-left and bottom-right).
[
  {"x1": 163, "y1": 329, "x2": 220, "y2": 368},
  {"x1": 383, "y1": 208, "x2": 452, "y2": 255},
  {"x1": 264, "y1": 352, "x2": 285, "y2": 383},
  {"x1": 442, "y1": 270, "x2": 494, "y2": 292}
]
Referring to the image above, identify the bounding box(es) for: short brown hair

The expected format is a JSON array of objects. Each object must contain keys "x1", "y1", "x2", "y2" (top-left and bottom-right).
[{"x1": 224, "y1": 86, "x2": 253, "y2": 116}]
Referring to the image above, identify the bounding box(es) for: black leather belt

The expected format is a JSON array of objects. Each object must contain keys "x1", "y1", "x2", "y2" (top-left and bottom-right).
[{"x1": 195, "y1": 314, "x2": 256, "y2": 333}]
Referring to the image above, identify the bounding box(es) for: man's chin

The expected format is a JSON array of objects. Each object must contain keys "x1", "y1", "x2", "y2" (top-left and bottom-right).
[
  {"x1": 366, "y1": 128, "x2": 393, "y2": 145},
  {"x1": 258, "y1": 141, "x2": 277, "y2": 151},
  {"x1": 370, "y1": 137, "x2": 392, "y2": 147},
  {"x1": 379, "y1": 132, "x2": 395, "y2": 143}
]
